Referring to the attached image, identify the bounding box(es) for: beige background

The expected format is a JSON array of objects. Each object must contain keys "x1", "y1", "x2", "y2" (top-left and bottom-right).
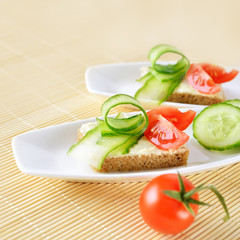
[
  {"x1": 1, "y1": 1, "x2": 240, "y2": 240},
  {"x1": 1, "y1": 0, "x2": 239, "y2": 65}
]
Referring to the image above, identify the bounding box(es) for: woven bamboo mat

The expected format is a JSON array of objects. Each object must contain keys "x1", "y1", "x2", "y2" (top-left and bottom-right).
[{"x1": 1, "y1": 1, "x2": 240, "y2": 239}]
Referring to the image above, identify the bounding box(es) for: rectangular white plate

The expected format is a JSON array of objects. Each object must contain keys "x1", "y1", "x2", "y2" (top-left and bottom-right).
[
  {"x1": 12, "y1": 107, "x2": 240, "y2": 183},
  {"x1": 85, "y1": 62, "x2": 240, "y2": 108}
]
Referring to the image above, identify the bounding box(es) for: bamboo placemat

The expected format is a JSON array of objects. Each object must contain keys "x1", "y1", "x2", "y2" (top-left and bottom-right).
[{"x1": 1, "y1": 1, "x2": 240, "y2": 239}]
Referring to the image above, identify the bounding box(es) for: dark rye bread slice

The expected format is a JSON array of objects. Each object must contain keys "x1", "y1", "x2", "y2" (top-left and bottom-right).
[
  {"x1": 99, "y1": 147, "x2": 189, "y2": 172},
  {"x1": 167, "y1": 92, "x2": 225, "y2": 105},
  {"x1": 77, "y1": 127, "x2": 189, "y2": 173}
]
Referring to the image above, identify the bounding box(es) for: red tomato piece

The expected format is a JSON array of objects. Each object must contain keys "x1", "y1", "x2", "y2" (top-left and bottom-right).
[
  {"x1": 186, "y1": 64, "x2": 221, "y2": 94},
  {"x1": 144, "y1": 114, "x2": 189, "y2": 150},
  {"x1": 200, "y1": 63, "x2": 239, "y2": 84},
  {"x1": 147, "y1": 106, "x2": 196, "y2": 131},
  {"x1": 139, "y1": 174, "x2": 199, "y2": 234}
]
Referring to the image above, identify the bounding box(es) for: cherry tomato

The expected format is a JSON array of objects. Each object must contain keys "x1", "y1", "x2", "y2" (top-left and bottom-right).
[
  {"x1": 147, "y1": 106, "x2": 196, "y2": 131},
  {"x1": 144, "y1": 114, "x2": 189, "y2": 150},
  {"x1": 186, "y1": 64, "x2": 220, "y2": 94},
  {"x1": 200, "y1": 63, "x2": 239, "y2": 84},
  {"x1": 139, "y1": 174, "x2": 199, "y2": 234}
]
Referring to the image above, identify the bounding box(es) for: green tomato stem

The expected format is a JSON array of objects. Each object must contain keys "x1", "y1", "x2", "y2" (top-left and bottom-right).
[{"x1": 163, "y1": 172, "x2": 230, "y2": 221}]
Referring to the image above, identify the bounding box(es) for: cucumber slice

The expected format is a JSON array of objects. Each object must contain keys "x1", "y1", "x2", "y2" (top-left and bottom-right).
[
  {"x1": 149, "y1": 66, "x2": 187, "y2": 83},
  {"x1": 136, "y1": 71, "x2": 152, "y2": 84},
  {"x1": 67, "y1": 124, "x2": 133, "y2": 170},
  {"x1": 115, "y1": 112, "x2": 128, "y2": 119},
  {"x1": 108, "y1": 112, "x2": 143, "y2": 155},
  {"x1": 135, "y1": 44, "x2": 190, "y2": 104},
  {"x1": 148, "y1": 44, "x2": 189, "y2": 73},
  {"x1": 98, "y1": 120, "x2": 118, "y2": 136},
  {"x1": 193, "y1": 103, "x2": 240, "y2": 150},
  {"x1": 111, "y1": 134, "x2": 142, "y2": 156},
  {"x1": 224, "y1": 99, "x2": 240, "y2": 108},
  {"x1": 107, "y1": 114, "x2": 144, "y2": 132},
  {"x1": 101, "y1": 94, "x2": 148, "y2": 135},
  {"x1": 98, "y1": 115, "x2": 144, "y2": 136},
  {"x1": 135, "y1": 73, "x2": 183, "y2": 104},
  {"x1": 98, "y1": 112, "x2": 137, "y2": 136}
]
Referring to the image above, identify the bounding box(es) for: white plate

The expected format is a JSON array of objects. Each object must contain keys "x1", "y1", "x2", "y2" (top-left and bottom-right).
[
  {"x1": 12, "y1": 107, "x2": 240, "y2": 183},
  {"x1": 85, "y1": 62, "x2": 240, "y2": 108}
]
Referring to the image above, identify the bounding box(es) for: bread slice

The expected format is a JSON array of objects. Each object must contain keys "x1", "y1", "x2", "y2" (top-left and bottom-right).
[
  {"x1": 98, "y1": 147, "x2": 189, "y2": 173},
  {"x1": 167, "y1": 91, "x2": 225, "y2": 105},
  {"x1": 77, "y1": 123, "x2": 189, "y2": 173}
]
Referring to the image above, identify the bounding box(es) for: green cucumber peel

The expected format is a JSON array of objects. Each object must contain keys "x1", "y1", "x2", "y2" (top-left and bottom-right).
[
  {"x1": 164, "y1": 172, "x2": 230, "y2": 221},
  {"x1": 107, "y1": 114, "x2": 144, "y2": 132},
  {"x1": 98, "y1": 115, "x2": 144, "y2": 136},
  {"x1": 148, "y1": 44, "x2": 190, "y2": 73},
  {"x1": 101, "y1": 94, "x2": 149, "y2": 135},
  {"x1": 149, "y1": 64, "x2": 189, "y2": 83},
  {"x1": 110, "y1": 134, "x2": 142, "y2": 156},
  {"x1": 135, "y1": 44, "x2": 190, "y2": 103},
  {"x1": 224, "y1": 99, "x2": 240, "y2": 108},
  {"x1": 135, "y1": 71, "x2": 184, "y2": 105},
  {"x1": 136, "y1": 71, "x2": 153, "y2": 84},
  {"x1": 68, "y1": 123, "x2": 134, "y2": 170}
]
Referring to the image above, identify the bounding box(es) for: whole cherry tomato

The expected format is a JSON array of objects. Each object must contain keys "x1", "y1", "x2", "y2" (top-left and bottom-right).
[
  {"x1": 139, "y1": 174, "x2": 199, "y2": 234},
  {"x1": 139, "y1": 173, "x2": 230, "y2": 235}
]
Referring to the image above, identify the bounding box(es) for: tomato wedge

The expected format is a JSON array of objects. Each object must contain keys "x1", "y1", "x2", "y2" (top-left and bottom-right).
[
  {"x1": 200, "y1": 63, "x2": 239, "y2": 84},
  {"x1": 147, "y1": 106, "x2": 196, "y2": 131},
  {"x1": 144, "y1": 114, "x2": 189, "y2": 150},
  {"x1": 187, "y1": 64, "x2": 221, "y2": 94}
]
